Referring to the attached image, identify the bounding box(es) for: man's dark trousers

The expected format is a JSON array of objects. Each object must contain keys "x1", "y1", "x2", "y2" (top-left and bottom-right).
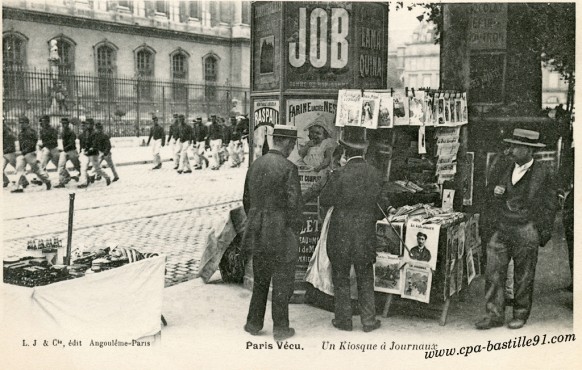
[
  {"x1": 246, "y1": 255, "x2": 295, "y2": 331},
  {"x1": 331, "y1": 261, "x2": 376, "y2": 326},
  {"x1": 485, "y1": 222, "x2": 540, "y2": 321}
]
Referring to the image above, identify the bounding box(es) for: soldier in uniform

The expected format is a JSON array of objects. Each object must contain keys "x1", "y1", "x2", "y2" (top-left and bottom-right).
[
  {"x1": 39, "y1": 115, "x2": 61, "y2": 172},
  {"x1": 54, "y1": 117, "x2": 80, "y2": 188},
  {"x1": 95, "y1": 122, "x2": 119, "y2": 182},
  {"x1": 147, "y1": 116, "x2": 165, "y2": 170},
  {"x1": 12, "y1": 116, "x2": 51, "y2": 192},
  {"x1": 167, "y1": 113, "x2": 181, "y2": 169},
  {"x1": 3, "y1": 122, "x2": 29, "y2": 189},
  {"x1": 177, "y1": 115, "x2": 193, "y2": 174}
]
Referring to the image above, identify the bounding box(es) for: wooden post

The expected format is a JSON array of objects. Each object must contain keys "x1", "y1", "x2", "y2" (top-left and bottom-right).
[{"x1": 64, "y1": 193, "x2": 75, "y2": 265}]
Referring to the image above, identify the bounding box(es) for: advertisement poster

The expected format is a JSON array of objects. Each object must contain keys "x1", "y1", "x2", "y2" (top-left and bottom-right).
[
  {"x1": 374, "y1": 252, "x2": 402, "y2": 294},
  {"x1": 284, "y1": 3, "x2": 351, "y2": 90},
  {"x1": 404, "y1": 221, "x2": 440, "y2": 270},
  {"x1": 393, "y1": 89, "x2": 410, "y2": 126},
  {"x1": 297, "y1": 213, "x2": 320, "y2": 282},
  {"x1": 252, "y1": 2, "x2": 282, "y2": 91},
  {"x1": 361, "y1": 92, "x2": 380, "y2": 129},
  {"x1": 409, "y1": 91, "x2": 425, "y2": 126},
  {"x1": 336, "y1": 90, "x2": 362, "y2": 127},
  {"x1": 253, "y1": 100, "x2": 279, "y2": 159},
  {"x1": 286, "y1": 98, "x2": 338, "y2": 173}
]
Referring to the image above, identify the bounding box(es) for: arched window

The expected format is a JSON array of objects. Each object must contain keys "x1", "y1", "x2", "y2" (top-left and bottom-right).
[
  {"x1": 171, "y1": 49, "x2": 189, "y2": 101},
  {"x1": 49, "y1": 35, "x2": 76, "y2": 75},
  {"x1": 94, "y1": 41, "x2": 118, "y2": 98},
  {"x1": 3, "y1": 32, "x2": 28, "y2": 100},
  {"x1": 134, "y1": 45, "x2": 155, "y2": 99},
  {"x1": 3, "y1": 32, "x2": 27, "y2": 71},
  {"x1": 204, "y1": 56, "x2": 218, "y2": 82}
]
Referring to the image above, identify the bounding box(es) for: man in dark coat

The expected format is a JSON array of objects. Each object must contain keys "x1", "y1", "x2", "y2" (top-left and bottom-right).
[
  {"x1": 12, "y1": 116, "x2": 51, "y2": 192},
  {"x1": 167, "y1": 114, "x2": 181, "y2": 169},
  {"x1": 476, "y1": 129, "x2": 557, "y2": 330},
  {"x1": 3, "y1": 122, "x2": 29, "y2": 189},
  {"x1": 319, "y1": 130, "x2": 384, "y2": 333},
  {"x1": 147, "y1": 116, "x2": 165, "y2": 170},
  {"x1": 54, "y1": 117, "x2": 80, "y2": 188},
  {"x1": 242, "y1": 125, "x2": 303, "y2": 341},
  {"x1": 39, "y1": 115, "x2": 60, "y2": 172}
]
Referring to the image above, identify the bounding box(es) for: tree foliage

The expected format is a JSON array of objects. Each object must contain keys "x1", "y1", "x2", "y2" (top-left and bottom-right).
[{"x1": 401, "y1": 2, "x2": 575, "y2": 82}]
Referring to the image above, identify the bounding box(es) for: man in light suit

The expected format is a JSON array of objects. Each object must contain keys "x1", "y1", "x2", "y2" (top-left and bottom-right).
[
  {"x1": 242, "y1": 125, "x2": 303, "y2": 341},
  {"x1": 320, "y1": 127, "x2": 385, "y2": 333}
]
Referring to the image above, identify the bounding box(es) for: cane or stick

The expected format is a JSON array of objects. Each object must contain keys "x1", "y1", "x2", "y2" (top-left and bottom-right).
[{"x1": 65, "y1": 193, "x2": 75, "y2": 265}]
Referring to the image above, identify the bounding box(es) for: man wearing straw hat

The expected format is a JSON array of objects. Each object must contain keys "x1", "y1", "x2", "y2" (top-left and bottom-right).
[
  {"x1": 475, "y1": 128, "x2": 557, "y2": 330},
  {"x1": 319, "y1": 126, "x2": 383, "y2": 333},
  {"x1": 242, "y1": 125, "x2": 303, "y2": 342}
]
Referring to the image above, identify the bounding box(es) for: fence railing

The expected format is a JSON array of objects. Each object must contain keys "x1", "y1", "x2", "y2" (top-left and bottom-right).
[{"x1": 3, "y1": 68, "x2": 249, "y2": 137}]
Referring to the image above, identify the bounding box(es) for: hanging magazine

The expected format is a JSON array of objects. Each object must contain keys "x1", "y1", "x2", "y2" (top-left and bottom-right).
[
  {"x1": 409, "y1": 91, "x2": 425, "y2": 126},
  {"x1": 393, "y1": 88, "x2": 409, "y2": 126},
  {"x1": 361, "y1": 91, "x2": 381, "y2": 129},
  {"x1": 377, "y1": 92, "x2": 394, "y2": 128},
  {"x1": 336, "y1": 89, "x2": 362, "y2": 127}
]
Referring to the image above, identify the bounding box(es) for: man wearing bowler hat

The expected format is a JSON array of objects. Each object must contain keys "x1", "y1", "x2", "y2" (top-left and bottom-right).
[
  {"x1": 242, "y1": 125, "x2": 303, "y2": 341},
  {"x1": 476, "y1": 128, "x2": 557, "y2": 330},
  {"x1": 320, "y1": 126, "x2": 385, "y2": 333}
]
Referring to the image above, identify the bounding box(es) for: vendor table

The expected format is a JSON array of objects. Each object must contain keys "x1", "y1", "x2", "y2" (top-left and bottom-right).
[
  {"x1": 2, "y1": 255, "x2": 166, "y2": 340},
  {"x1": 380, "y1": 217, "x2": 481, "y2": 325}
]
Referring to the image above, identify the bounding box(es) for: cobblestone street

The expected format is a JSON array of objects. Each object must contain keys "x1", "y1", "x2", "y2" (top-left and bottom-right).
[{"x1": 2, "y1": 160, "x2": 246, "y2": 287}]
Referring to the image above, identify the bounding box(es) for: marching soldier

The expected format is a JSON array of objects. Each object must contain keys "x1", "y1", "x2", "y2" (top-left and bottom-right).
[
  {"x1": 11, "y1": 116, "x2": 51, "y2": 193},
  {"x1": 39, "y1": 115, "x2": 60, "y2": 172},
  {"x1": 167, "y1": 113, "x2": 181, "y2": 169},
  {"x1": 54, "y1": 117, "x2": 80, "y2": 188},
  {"x1": 3, "y1": 122, "x2": 29, "y2": 189},
  {"x1": 177, "y1": 115, "x2": 193, "y2": 174},
  {"x1": 147, "y1": 116, "x2": 165, "y2": 170},
  {"x1": 193, "y1": 117, "x2": 209, "y2": 170},
  {"x1": 95, "y1": 122, "x2": 119, "y2": 182}
]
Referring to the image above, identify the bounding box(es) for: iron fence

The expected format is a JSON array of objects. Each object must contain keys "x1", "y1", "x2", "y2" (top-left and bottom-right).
[{"x1": 3, "y1": 68, "x2": 249, "y2": 137}]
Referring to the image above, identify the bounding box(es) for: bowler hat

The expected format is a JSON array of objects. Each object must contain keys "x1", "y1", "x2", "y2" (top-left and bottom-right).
[
  {"x1": 268, "y1": 125, "x2": 299, "y2": 139},
  {"x1": 503, "y1": 128, "x2": 545, "y2": 148},
  {"x1": 339, "y1": 126, "x2": 368, "y2": 149}
]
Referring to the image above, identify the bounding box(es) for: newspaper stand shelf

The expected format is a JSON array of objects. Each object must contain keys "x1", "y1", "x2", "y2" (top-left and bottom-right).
[{"x1": 379, "y1": 216, "x2": 480, "y2": 325}]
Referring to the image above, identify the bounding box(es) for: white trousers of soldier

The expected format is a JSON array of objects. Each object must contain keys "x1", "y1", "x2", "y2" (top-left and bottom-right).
[
  {"x1": 13, "y1": 152, "x2": 50, "y2": 190},
  {"x1": 4, "y1": 152, "x2": 29, "y2": 188},
  {"x1": 210, "y1": 139, "x2": 223, "y2": 169},
  {"x1": 152, "y1": 138, "x2": 162, "y2": 167},
  {"x1": 173, "y1": 139, "x2": 183, "y2": 166},
  {"x1": 100, "y1": 152, "x2": 119, "y2": 179},
  {"x1": 89, "y1": 154, "x2": 110, "y2": 182},
  {"x1": 40, "y1": 147, "x2": 61, "y2": 172},
  {"x1": 58, "y1": 149, "x2": 80, "y2": 185},
  {"x1": 228, "y1": 140, "x2": 244, "y2": 167},
  {"x1": 193, "y1": 142, "x2": 208, "y2": 168},
  {"x1": 78, "y1": 152, "x2": 96, "y2": 185},
  {"x1": 178, "y1": 141, "x2": 191, "y2": 172}
]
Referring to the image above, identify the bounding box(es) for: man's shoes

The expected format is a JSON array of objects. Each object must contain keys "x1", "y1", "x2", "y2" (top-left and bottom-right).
[
  {"x1": 105, "y1": 178, "x2": 111, "y2": 186},
  {"x1": 363, "y1": 320, "x2": 381, "y2": 333},
  {"x1": 10, "y1": 188, "x2": 24, "y2": 193},
  {"x1": 273, "y1": 327, "x2": 295, "y2": 341},
  {"x1": 152, "y1": 165, "x2": 161, "y2": 170},
  {"x1": 45, "y1": 182, "x2": 51, "y2": 190},
  {"x1": 112, "y1": 177, "x2": 119, "y2": 182},
  {"x1": 31, "y1": 179, "x2": 43, "y2": 186},
  {"x1": 177, "y1": 170, "x2": 183, "y2": 174},
  {"x1": 22, "y1": 182, "x2": 29, "y2": 189},
  {"x1": 331, "y1": 319, "x2": 353, "y2": 331},
  {"x1": 194, "y1": 166, "x2": 202, "y2": 170},
  {"x1": 243, "y1": 323, "x2": 261, "y2": 336},
  {"x1": 77, "y1": 183, "x2": 89, "y2": 189},
  {"x1": 183, "y1": 170, "x2": 192, "y2": 174},
  {"x1": 3, "y1": 182, "x2": 8, "y2": 188},
  {"x1": 95, "y1": 175, "x2": 102, "y2": 181},
  {"x1": 475, "y1": 317, "x2": 504, "y2": 330},
  {"x1": 71, "y1": 176, "x2": 79, "y2": 182},
  {"x1": 54, "y1": 183, "x2": 66, "y2": 189},
  {"x1": 507, "y1": 318, "x2": 526, "y2": 329},
  {"x1": 89, "y1": 175, "x2": 95, "y2": 184},
  {"x1": 173, "y1": 166, "x2": 178, "y2": 170}
]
